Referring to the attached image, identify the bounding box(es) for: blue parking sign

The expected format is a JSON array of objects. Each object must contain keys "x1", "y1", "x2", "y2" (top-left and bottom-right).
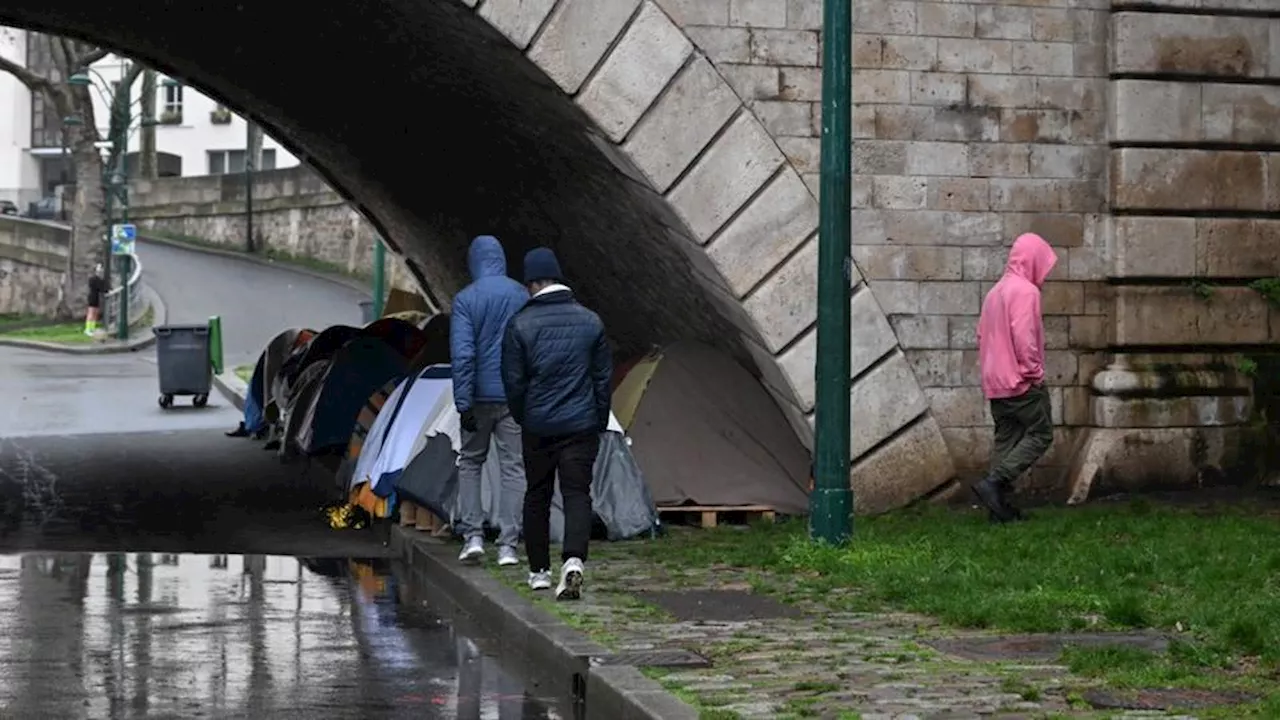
[{"x1": 111, "y1": 223, "x2": 136, "y2": 255}]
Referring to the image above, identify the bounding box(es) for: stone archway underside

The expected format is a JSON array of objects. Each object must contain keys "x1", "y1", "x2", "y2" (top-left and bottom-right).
[{"x1": 0, "y1": 0, "x2": 956, "y2": 513}]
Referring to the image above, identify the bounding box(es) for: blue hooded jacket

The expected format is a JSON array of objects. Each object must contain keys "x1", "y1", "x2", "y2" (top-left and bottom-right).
[{"x1": 449, "y1": 236, "x2": 529, "y2": 413}]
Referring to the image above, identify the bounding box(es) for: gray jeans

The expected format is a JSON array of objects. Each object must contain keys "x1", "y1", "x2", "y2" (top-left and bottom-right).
[{"x1": 456, "y1": 402, "x2": 526, "y2": 546}]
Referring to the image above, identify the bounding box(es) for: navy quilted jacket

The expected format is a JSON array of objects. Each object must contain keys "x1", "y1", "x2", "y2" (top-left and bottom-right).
[{"x1": 501, "y1": 286, "x2": 612, "y2": 437}]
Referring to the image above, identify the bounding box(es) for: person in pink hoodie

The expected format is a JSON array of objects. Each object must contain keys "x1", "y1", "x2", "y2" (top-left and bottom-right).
[{"x1": 973, "y1": 233, "x2": 1058, "y2": 523}]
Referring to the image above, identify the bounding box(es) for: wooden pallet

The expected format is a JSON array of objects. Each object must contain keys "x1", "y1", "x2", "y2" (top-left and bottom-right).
[
  {"x1": 656, "y1": 505, "x2": 776, "y2": 529},
  {"x1": 399, "y1": 500, "x2": 451, "y2": 537}
]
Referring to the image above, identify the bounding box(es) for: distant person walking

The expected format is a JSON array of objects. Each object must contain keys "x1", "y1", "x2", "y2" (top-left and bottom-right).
[
  {"x1": 973, "y1": 233, "x2": 1058, "y2": 523},
  {"x1": 502, "y1": 247, "x2": 612, "y2": 600},
  {"x1": 449, "y1": 235, "x2": 530, "y2": 566},
  {"x1": 84, "y1": 263, "x2": 105, "y2": 336}
]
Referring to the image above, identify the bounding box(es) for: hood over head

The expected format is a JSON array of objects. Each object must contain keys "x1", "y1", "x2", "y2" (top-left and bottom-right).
[
  {"x1": 1005, "y1": 233, "x2": 1057, "y2": 287},
  {"x1": 467, "y1": 235, "x2": 508, "y2": 280}
]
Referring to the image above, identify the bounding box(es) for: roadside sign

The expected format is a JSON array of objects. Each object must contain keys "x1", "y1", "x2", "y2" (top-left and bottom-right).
[{"x1": 111, "y1": 223, "x2": 136, "y2": 255}]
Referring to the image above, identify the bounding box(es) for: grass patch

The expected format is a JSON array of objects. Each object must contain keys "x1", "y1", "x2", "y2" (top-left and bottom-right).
[
  {"x1": 0, "y1": 313, "x2": 45, "y2": 332},
  {"x1": 234, "y1": 364, "x2": 253, "y2": 382},
  {"x1": 0, "y1": 302, "x2": 154, "y2": 346},
  {"x1": 0, "y1": 321, "x2": 95, "y2": 344},
  {"x1": 623, "y1": 503, "x2": 1280, "y2": 705}
]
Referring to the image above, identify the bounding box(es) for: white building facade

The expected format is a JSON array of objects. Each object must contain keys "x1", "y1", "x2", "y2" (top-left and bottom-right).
[{"x1": 0, "y1": 27, "x2": 298, "y2": 211}]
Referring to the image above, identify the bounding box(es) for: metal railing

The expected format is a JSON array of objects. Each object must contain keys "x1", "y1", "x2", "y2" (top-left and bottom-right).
[{"x1": 103, "y1": 252, "x2": 145, "y2": 329}]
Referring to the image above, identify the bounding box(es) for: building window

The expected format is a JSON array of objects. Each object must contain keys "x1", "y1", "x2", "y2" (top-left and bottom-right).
[
  {"x1": 208, "y1": 149, "x2": 277, "y2": 175},
  {"x1": 163, "y1": 84, "x2": 183, "y2": 114}
]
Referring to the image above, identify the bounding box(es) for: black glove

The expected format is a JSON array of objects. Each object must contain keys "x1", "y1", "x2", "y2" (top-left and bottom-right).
[{"x1": 460, "y1": 409, "x2": 478, "y2": 433}]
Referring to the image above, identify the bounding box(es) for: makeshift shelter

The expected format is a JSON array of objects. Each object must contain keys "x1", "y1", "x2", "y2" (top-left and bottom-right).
[
  {"x1": 612, "y1": 341, "x2": 811, "y2": 516},
  {"x1": 347, "y1": 364, "x2": 658, "y2": 541},
  {"x1": 289, "y1": 336, "x2": 410, "y2": 456},
  {"x1": 242, "y1": 327, "x2": 316, "y2": 433},
  {"x1": 273, "y1": 324, "x2": 364, "y2": 407},
  {"x1": 334, "y1": 313, "x2": 452, "y2": 502},
  {"x1": 359, "y1": 317, "x2": 430, "y2": 360}
]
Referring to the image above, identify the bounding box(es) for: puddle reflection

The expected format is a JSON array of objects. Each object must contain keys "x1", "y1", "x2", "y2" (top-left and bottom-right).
[{"x1": 0, "y1": 553, "x2": 567, "y2": 719}]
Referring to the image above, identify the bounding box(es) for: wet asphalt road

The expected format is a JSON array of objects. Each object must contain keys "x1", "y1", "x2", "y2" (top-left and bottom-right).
[
  {"x1": 0, "y1": 239, "x2": 366, "y2": 438},
  {"x1": 140, "y1": 238, "x2": 367, "y2": 370},
  {"x1": 0, "y1": 244, "x2": 569, "y2": 718}
]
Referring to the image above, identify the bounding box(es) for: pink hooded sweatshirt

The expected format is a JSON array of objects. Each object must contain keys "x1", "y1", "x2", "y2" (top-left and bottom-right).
[{"x1": 977, "y1": 233, "x2": 1058, "y2": 400}]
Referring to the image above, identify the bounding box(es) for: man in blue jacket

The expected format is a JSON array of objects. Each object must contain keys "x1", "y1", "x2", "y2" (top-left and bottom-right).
[
  {"x1": 450, "y1": 235, "x2": 530, "y2": 566},
  {"x1": 501, "y1": 247, "x2": 612, "y2": 600}
]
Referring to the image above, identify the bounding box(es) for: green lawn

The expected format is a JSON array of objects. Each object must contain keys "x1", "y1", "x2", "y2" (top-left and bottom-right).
[
  {"x1": 632, "y1": 499, "x2": 1280, "y2": 713},
  {"x1": 234, "y1": 364, "x2": 253, "y2": 382},
  {"x1": 0, "y1": 305, "x2": 155, "y2": 346},
  {"x1": 0, "y1": 313, "x2": 42, "y2": 332},
  {"x1": 0, "y1": 321, "x2": 95, "y2": 344}
]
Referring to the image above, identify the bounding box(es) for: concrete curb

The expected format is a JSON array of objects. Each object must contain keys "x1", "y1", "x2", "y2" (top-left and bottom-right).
[
  {"x1": 209, "y1": 374, "x2": 696, "y2": 718},
  {"x1": 389, "y1": 530, "x2": 698, "y2": 720},
  {"x1": 0, "y1": 283, "x2": 167, "y2": 355},
  {"x1": 139, "y1": 234, "x2": 372, "y2": 296},
  {"x1": 212, "y1": 370, "x2": 248, "y2": 412}
]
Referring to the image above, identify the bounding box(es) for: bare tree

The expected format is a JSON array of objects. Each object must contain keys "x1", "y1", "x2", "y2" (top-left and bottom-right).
[{"x1": 0, "y1": 31, "x2": 144, "y2": 318}]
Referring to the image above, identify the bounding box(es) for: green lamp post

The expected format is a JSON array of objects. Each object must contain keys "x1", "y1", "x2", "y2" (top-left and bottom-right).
[
  {"x1": 809, "y1": 0, "x2": 855, "y2": 544},
  {"x1": 372, "y1": 236, "x2": 386, "y2": 318}
]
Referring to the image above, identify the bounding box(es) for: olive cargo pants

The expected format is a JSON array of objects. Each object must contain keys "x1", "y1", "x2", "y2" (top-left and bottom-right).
[{"x1": 988, "y1": 384, "x2": 1053, "y2": 487}]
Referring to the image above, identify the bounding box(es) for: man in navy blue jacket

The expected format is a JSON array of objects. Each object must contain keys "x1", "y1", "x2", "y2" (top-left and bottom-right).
[
  {"x1": 501, "y1": 247, "x2": 612, "y2": 600},
  {"x1": 449, "y1": 235, "x2": 530, "y2": 567}
]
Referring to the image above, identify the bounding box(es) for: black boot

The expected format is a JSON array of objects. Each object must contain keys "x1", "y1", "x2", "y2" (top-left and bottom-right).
[
  {"x1": 225, "y1": 422, "x2": 250, "y2": 438},
  {"x1": 972, "y1": 477, "x2": 1017, "y2": 523}
]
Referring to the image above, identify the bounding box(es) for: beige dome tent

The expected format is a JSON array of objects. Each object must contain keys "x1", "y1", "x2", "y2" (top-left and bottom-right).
[{"x1": 612, "y1": 341, "x2": 811, "y2": 516}]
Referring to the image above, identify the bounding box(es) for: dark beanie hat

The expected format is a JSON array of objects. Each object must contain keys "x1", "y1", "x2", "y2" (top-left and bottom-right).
[{"x1": 523, "y1": 247, "x2": 564, "y2": 284}]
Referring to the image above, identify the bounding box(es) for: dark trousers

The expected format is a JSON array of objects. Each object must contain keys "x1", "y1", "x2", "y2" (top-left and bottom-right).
[
  {"x1": 522, "y1": 431, "x2": 599, "y2": 572},
  {"x1": 989, "y1": 384, "x2": 1054, "y2": 487}
]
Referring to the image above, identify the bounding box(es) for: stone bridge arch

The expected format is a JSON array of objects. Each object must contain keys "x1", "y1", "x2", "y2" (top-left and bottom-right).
[{"x1": 0, "y1": 0, "x2": 956, "y2": 512}]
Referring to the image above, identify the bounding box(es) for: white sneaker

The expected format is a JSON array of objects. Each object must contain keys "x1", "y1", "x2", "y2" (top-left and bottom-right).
[
  {"x1": 497, "y1": 545, "x2": 520, "y2": 566},
  {"x1": 555, "y1": 558, "x2": 584, "y2": 601},
  {"x1": 528, "y1": 570, "x2": 552, "y2": 591},
  {"x1": 458, "y1": 537, "x2": 484, "y2": 563}
]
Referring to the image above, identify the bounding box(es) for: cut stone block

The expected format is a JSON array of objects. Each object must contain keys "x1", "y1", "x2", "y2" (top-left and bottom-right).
[
  {"x1": 1111, "y1": 286, "x2": 1270, "y2": 346},
  {"x1": 1111, "y1": 12, "x2": 1277, "y2": 79},
  {"x1": 667, "y1": 111, "x2": 786, "y2": 242},
  {"x1": 1110, "y1": 148, "x2": 1278, "y2": 212},
  {"x1": 622, "y1": 57, "x2": 741, "y2": 193},
  {"x1": 847, "y1": 351, "x2": 930, "y2": 461},
  {"x1": 849, "y1": 414, "x2": 956, "y2": 515},
  {"x1": 576, "y1": 1, "x2": 692, "y2": 142},
  {"x1": 528, "y1": 0, "x2": 640, "y2": 94},
  {"x1": 706, "y1": 170, "x2": 818, "y2": 297}
]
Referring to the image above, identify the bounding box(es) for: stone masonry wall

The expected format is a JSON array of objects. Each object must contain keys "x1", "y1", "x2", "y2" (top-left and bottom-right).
[
  {"x1": 127, "y1": 169, "x2": 420, "y2": 293},
  {"x1": 0, "y1": 216, "x2": 70, "y2": 317},
  {"x1": 654, "y1": 0, "x2": 1111, "y2": 494}
]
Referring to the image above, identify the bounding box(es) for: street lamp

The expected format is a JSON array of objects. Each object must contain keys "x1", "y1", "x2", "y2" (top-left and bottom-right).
[{"x1": 809, "y1": 0, "x2": 855, "y2": 544}]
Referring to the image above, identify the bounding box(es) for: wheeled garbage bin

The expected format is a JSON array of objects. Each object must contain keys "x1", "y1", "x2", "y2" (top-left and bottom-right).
[{"x1": 153, "y1": 323, "x2": 213, "y2": 409}]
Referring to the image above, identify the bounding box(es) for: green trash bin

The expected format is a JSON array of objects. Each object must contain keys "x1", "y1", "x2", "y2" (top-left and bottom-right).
[{"x1": 153, "y1": 323, "x2": 213, "y2": 409}]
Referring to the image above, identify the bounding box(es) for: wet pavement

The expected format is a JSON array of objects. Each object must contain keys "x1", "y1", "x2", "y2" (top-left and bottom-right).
[
  {"x1": 0, "y1": 429, "x2": 389, "y2": 556},
  {"x1": 0, "y1": 552, "x2": 569, "y2": 719},
  {"x1": 0, "y1": 239, "x2": 365, "y2": 439}
]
